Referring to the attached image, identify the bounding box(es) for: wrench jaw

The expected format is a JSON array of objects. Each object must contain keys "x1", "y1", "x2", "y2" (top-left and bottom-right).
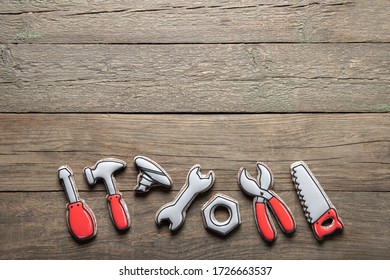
[
  {"x1": 155, "y1": 205, "x2": 184, "y2": 231},
  {"x1": 188, "y1": 165, "x2": 215, "y2": 190}
]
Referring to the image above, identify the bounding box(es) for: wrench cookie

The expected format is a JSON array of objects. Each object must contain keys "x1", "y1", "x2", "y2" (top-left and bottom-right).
[{"x1": 155, "y1": 164, "x2": 215, "y2": 231}]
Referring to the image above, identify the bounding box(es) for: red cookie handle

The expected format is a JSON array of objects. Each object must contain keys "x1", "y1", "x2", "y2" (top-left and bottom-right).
[
  {"x1": 268, "y1": 196, "x2": 296, "y2": 233},
  {"x1": 255, "y1": 202, "x2": 276, "y2": 242},
  {"x1": 107, "y1": 194, "x2": 130, "y2": 230},
  {"x1": 67, "y1": 201, "x2": 97, "y2": 241},
  {"x1": 312, "y1": 208, "x2": 344, "y2": 240}
]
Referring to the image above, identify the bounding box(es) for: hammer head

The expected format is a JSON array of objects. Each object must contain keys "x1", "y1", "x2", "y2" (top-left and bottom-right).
[{"x1": 84, "y1": 158, "x2": 126, "y2": 195}]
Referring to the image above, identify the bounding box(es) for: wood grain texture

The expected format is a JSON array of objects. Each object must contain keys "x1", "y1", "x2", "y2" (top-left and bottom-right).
[
  {"x1": 1, "y1": 43, "x2": 389, "y2": 113},
  {"x1": 0, "y1": 190, "x2": 388, "y2": 259},
  {"x1": 0, "y1": 0, "x2": 389, "y2": 43},
  {"x1": 1, "y1": 0, "x2": 389, "y2": 262},
  {"x1": 0, "y1": 114, "x2": 389, "y2": 192}
]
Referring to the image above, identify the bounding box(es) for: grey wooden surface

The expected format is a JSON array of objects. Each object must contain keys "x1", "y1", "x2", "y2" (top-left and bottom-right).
[
  {"x1": 0, "y1": 0, "x2": 389, "y2": 259},
  {"x1": 1, "y1": 44, "x2": 389, "y2": 113},
  {"x1": 1, "y1": 0, "x2": 389, "y2": 43}
]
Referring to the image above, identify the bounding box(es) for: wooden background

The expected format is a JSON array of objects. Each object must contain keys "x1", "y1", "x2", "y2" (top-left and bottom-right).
[{"x1": 0, "y1": 0, "x2": 389, "y2": 260}]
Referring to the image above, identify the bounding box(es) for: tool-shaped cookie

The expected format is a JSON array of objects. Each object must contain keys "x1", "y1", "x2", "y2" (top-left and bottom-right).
[
  {"x1": 238, "y1": 162, "x2": 296, "y2": 242},
  {"x1": 84, "y1": 158, "x2": 130, "y2": 231},
  {"x1": 134, "y1": 156, "x2": 173, "y2": 193},
  {"x1": 155, "y1": 165, "x2": 215, "y2": 231},
  {"x1": 291, "y1": 161, "x2": 343, "y2": 240},
  {"x1": 58, "y1": 165, "x2": 97, "y2": 241},
  {"x1": 201, "y1": 194, "x2": 241, "y2": 236}
]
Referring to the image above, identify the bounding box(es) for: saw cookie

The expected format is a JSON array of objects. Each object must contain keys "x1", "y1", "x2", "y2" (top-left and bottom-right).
[{"x1": 291, "y1": 161, "x2": 344, "y2": 240}]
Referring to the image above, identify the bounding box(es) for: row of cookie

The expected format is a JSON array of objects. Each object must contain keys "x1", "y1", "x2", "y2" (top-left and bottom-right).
[{"x1": 58, "y1": 156, "x2": 344, "y2": 242}]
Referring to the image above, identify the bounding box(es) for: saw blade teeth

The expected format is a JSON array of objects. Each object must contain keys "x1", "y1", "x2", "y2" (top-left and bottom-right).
[{"x1": 291, "y1": 168, "x2": 313, "y2": 222}]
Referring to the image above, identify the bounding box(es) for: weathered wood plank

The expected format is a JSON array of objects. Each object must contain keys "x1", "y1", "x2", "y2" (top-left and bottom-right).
[
  {"x1": 0, "y1": 191, "x2": 388, "y2": 259},
  {"x1": 0, "y1": 0, "x2": 388, "y2": 263},
  {"x1": 0, "y1": 0, "x2": 389, "y2": 43},
  {"x1": 0, "y1": 114, "x2": 389, "y2": 192},
  {"x1": 1, "y1": 44, "x2": 389, "y2": 113}
]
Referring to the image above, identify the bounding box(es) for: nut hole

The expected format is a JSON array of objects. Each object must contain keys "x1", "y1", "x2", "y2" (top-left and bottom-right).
[
  {"x1": 213, "y1": 206, "x2": 230, "y2": 223},
  {"x1": 211, "y1": 205, "x2": 232, "y2": 226}
]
